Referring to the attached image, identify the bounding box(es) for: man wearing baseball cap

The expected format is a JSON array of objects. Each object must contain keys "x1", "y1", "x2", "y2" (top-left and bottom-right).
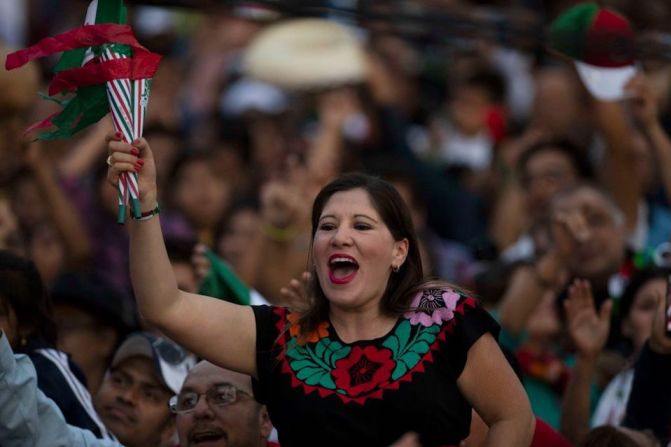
[{"x1": 93, "y1": 332, "x2": 196, "y2": 447}]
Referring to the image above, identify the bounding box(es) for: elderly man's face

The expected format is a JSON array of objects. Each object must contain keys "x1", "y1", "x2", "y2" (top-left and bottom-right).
[
  {"x1": 553, "y1": 187, "x2": 626, "y2": 282},
  {"x1": 175, "y1": 362, "x2": 272, "y2": 447}
]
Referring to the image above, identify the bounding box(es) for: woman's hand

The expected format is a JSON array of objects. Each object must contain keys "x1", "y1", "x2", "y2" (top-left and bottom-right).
[{"x1": 105, "y1": 132, "x2": 157, "y2": 209}]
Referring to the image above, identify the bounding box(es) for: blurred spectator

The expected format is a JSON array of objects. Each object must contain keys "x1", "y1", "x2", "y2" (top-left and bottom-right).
[
  {"x1": 168, "y1": 151, "x2": 232, "y2": 246},
  {"x1": 0, "y1": 250, "x2": 113, "y2": 439},
  {"x1": 51, "y1": 271, "x2": 137, "y2": 394}
]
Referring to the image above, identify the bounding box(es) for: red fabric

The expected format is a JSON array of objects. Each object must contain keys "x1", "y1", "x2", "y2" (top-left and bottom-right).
[
  {"x1": 584, "y1": 9, "x2": 634, "y2": 67},
  {"x1": 48, "y1": 51, "x2": 160, "y2": 95},
  {"x1": 531, "y1": 419, "x2": 573, "y2": 447},
  {"x1": 486, "y1": 105, "x2": 507, "y2": 143},
  {"x1": 267, "y1": 442, "x2": 281, "y2": 447},
  {"x1": 6, "y1": 24, "x2": 146, "y2": 69}
]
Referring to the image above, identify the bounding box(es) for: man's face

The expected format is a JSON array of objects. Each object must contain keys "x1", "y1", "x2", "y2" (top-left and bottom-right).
[
  {"x1": 175, "y1": 362, "x2": 272, "y2": 447},
  {"x1": 522, "y1": 148, "x2": 579, "y2": 220},
  {"x1": 554, "y1": 188, "x2": 626, "y2": 282},
  {"x1": 94, "y1": 356, "x2": 174, "y2": 447}
]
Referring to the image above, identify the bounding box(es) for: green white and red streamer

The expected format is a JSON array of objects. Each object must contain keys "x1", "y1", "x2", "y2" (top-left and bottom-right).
[{"x1": 4, "y1": 0, "x2": 160, "y2": 223}]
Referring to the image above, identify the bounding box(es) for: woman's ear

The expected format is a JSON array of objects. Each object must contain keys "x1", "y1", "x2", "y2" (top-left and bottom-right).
[{"x1": 393, "y1": 238, "x2": 409, "y2": 268}]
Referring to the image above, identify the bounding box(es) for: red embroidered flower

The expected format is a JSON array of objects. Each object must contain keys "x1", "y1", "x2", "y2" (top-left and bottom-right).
[
  {"x1": 332, "y1": 346, "x2": 395, "y2": 396},
  {"x1": 287, "y1": 312, "x2": 329, "y2": 344}
]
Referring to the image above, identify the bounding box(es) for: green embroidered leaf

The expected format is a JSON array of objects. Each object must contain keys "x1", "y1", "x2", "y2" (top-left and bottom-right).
[
  {"x1": 383, "y1": 320, "x2": 411, "y2": 356},
  {"x1": 408, "y1": 341, "x2": 431, "y2": 355},
  {"x1": 289, "y1": 359, "x2": 315, "y2": 371},
  {"x1": 391, "y1": 360, "x2": 408, "y2": 380},
  {"x1": 297, "y1": 366, "x2": 325, "y2": 382},
  {"x1": 322, "y1": 340, "x2": 351, "y2": 368},
  {"x1": 382, "y1": 332, "x2": 400, "y2": 353},
  {"x1": 416, "y1": 325, "x2": 440, "y2": 345},
  {"x1": 319, "y1": 373, "x2": 336, "y2": 389},
  {"x1": 315, "y1": 338, "x2": 327, "y2": 358},
  {"x1": 399, "y1": 352, "x2": 422, "y2": 370},
  {"x1": 286, "y1": 342, "x2": 310, "y2": 361}
]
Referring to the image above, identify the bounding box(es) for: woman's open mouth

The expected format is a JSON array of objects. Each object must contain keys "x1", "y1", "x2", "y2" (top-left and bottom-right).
[{"x1": 328, "y1": 254, "x2": 359, "y2": 285}]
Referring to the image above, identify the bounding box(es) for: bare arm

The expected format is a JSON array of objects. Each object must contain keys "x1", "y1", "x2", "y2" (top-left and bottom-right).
[
  {"x1": 498, "y1": 251, "x2": 564, "y2": 338},
  {"x1": 593, "y1": 99, "x2": 640, "y2": 233},
  {"x1": 58, "y1": 119, "x2": 111, "y2": 178},
  {"x1": 559, "y1": 280, "x2": 612, "y2": 444},
  {"x1": 107, "y1": 134, "x2": 257, "y2": 376},
  {"x1": 498, "y1": 205, "x2": 588, "y2": 338},
  {"x1": 24, "y1": 141, "x2": 92, "y2": 263},
  {"x1": 457, "y1": 334, "x2": 535, "y2": 447},
  {"x1": 627, "y1": 73, "x2": 671, "y2": 201}
]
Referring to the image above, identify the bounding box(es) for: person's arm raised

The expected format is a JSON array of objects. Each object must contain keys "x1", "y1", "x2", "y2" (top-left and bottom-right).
[{"x1": 106, "y1": 133, "x2": 257, "y2": 377}]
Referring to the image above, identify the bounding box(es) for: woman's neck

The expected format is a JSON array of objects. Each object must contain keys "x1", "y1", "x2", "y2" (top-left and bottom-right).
[{"x1": 328, "y1": 305, "x2": 397, "y2": 344}]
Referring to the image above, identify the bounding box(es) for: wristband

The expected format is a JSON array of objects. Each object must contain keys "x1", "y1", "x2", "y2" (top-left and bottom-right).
[{"x1": 133, "y1": 203, "x2": 160, "y2": 221}]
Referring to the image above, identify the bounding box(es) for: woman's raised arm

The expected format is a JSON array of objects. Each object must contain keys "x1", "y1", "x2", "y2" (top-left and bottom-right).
[{"x1": 107, "y1": 133, "x2": 257, "y2": 377}]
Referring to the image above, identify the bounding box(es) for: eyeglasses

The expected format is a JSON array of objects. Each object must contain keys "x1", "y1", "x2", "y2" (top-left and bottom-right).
[{"x1": 169, "y1": 384, "x2": 252, "y2": 414}]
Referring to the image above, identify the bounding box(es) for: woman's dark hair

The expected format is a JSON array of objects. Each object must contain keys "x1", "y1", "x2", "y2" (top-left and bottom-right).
[
  {"x1": 619, "y1": 267, "x2": 670, "y2": 321},
  {"x1": 297, "y1": 173, "x2": 425, "y2": 340},
  {"x1": 0, "y1": 250, "x2": 57, "y2": 347}
]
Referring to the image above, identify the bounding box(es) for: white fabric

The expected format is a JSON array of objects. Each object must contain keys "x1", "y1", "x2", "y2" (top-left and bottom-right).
[
  {"x1": 591, "y1": 368, "x2": 634, "y2": 427},
  {"x1": 574, "y1": 61, "x2": 637, "y2": 101},
  {"x1": 34, "y1": 349, "x2": 113, "y2": 440}
]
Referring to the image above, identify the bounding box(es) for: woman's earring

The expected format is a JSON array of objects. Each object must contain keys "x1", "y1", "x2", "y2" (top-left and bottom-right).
[{"x1": 392, "y1": 264, "x2": 400, "y2": 273}]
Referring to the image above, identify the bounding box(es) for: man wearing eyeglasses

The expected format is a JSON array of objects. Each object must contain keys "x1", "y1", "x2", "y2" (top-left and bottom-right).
[
  {"x1": 0, "y1": 330, "x2": 277, "y2": 447},
  {"x1": 171, "y1": 360, "x2": 276, "y2": 447}
]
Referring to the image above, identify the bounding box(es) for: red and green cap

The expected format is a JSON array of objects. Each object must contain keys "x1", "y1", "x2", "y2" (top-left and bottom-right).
[{"x1": 549, "y1": 2, "x2": 637, "y2": 100}]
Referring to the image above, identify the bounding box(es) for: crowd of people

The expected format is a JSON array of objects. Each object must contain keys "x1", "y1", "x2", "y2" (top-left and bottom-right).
[{"x1": 1, "y1": 0, "x2": 671, "y2": 445}]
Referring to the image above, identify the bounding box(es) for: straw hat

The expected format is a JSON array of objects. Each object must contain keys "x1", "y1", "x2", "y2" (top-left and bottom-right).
[{"x1": 243, "y1": 18, "x2": 367, "y2": 90}]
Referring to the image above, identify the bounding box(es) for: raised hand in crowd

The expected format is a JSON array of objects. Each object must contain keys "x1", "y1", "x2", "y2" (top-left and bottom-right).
[
  {"x1": 560, "y1": 279, "x2": 612, "y2": 444},
  {"x1": 626, "y1": 73, "x2": 671, "y2": 204},
  {"x1": 246, "y1": 162, "x2": 313, "y2": 302},
  {"x1": 306, "y1": 87, "x2": 361, "y2": 185},
  {"x1": 19, "y1": 139, "x2": 92, "y2": 273},
  {"x1": 279, "y1": 271, "x2": 310, "y2": 309},
  {"x1": 565, "y1": 279, "x2": 612, "y2": 358},
  {"x1": 191, "y1": 242, "x2": 212, "y2": 287}
]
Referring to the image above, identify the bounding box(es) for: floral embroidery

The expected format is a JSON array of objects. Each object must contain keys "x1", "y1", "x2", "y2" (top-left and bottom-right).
[
  {"x1": 332, "y1": 346, "x2": 395, "y2": 396},
  {"x1": 287, "y1": 312, "x2": 330, "y2": 343},
  {"x1": 404, "y1": 289, "x2": 460, "y2": 327},
  {"x1": 277, "y1": 290, "x2": 476, "y2": 404}
]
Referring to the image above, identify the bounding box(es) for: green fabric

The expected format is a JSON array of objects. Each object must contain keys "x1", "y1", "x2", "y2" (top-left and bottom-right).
[
  {"x1": 549, "y1": 2, "x2": 599, "y2": 60},
  {"x1": 39, "y1": 0, "x2": 128, "y2": 140},
  {"x1": 198, "y1": 250, "x2": 251, "y2": 305}
]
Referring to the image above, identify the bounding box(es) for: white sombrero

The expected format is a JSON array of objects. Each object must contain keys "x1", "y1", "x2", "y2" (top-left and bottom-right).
[{"x1": 243, "y1": 18, "x2": 367, "y2": 90}]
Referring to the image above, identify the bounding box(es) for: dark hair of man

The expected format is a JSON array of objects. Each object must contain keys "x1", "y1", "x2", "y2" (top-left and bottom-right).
[{"x1": 0, "y1": 250, "x2": 57, "y2": 346}]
